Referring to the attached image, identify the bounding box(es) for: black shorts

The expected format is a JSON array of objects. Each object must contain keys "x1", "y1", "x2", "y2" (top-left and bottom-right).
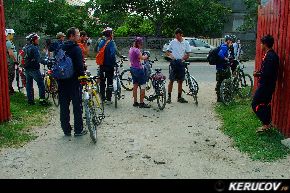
[{"x1": 169, "y1": 59, "x2": 185, "y2": 81}]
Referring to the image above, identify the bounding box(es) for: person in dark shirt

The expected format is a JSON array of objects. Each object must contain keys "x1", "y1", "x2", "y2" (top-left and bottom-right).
[
  {"x1": 215, "y1": 35, "x2": 233, "y2": 102},
  {"x1": 97, "y1": 27, "x2": 118, "y2": 103},
  {"x1": 58, "y1": 27, "x2": 87, "y2": 137},
  {"x1": 24, "y1": 33, "x2": 48, "y2": 106},
  {"x1": 252, "y1": 35, "x2": 279, "y2": 133}
]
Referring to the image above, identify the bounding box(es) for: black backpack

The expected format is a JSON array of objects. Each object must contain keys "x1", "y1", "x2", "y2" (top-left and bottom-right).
[{"x1": 207, "y1": 45, "x2": 221, "y2": 65}]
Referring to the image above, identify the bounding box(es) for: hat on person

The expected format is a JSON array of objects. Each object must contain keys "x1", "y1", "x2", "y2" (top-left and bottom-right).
[
  {"x1": 56, "y1": 32, "x2": 65, "y2": 39},
  {"x1": 5, "y1": 29, "x2": 15, "y2": 36}
]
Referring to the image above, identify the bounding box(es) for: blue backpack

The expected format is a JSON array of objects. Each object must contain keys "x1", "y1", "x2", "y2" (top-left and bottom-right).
[{"x1": 52, "y1": 49, "x2": 74, "y2": 79}]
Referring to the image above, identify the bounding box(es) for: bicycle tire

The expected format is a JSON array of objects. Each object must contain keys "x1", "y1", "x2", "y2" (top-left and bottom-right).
[
  {"x1": 156, "y1": 82, "x2": 166, "y2": 110},
  {"x1": 15, "y1": 69, "x2": 22, "y2": 93},
  {"x1": 188, "y1": 75, "x2": 199, "y2": 105},
  {"x1": 120, "y1": 69, "x2": 133, "y2": 91},
  {"x1": 52, "y1": 92, "x2": 59, "y2": 107},
  {"x1": 44, "y1": 77, "x2": 50, "y2": 100},
  {"x1": 84, "y1": 99, "x2": 97, "y2": 144},
  {"x1": 94, "y1": 86, "x2": 105, "y2": 124},
  {"x1": 238, "y1": 73, "x2": 253, "y2": 99},
  {"x1": 220, "y1": 78, "x2": 234, "y2": 106}
]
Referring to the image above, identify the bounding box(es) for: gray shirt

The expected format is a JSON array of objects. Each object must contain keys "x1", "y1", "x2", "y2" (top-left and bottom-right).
[{"x1": 6, "y1": 40, "x2": 17, "y2": 64}]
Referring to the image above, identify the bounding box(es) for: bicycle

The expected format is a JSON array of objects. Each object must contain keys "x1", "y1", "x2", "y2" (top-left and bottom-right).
[
  {"x1": 219, "y1": 60, "x2": 253, "y2": 106},
  {"x1": 143, "y1": 58, "x2": 167, "y2": 110},
  {"x1": 182, "y1": 62, "x2": 199, "y2": 105},
  {"x1": 15, "y1": 63, "x2": 26, "y2": 93},
  {"x1": 79, "y1": 71, "x2": 105, "y2": 143},
  {"x1": 120, "y1": 56, "x2": 158, "y2": 92},
  {"x1": 113, "y1": 56, "x2": 128, "y2": 108},
  {"x1": 41, "y1": 57, "x2": 59, "y2": 107}
]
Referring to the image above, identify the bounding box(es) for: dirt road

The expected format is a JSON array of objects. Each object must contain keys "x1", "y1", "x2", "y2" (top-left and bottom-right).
[{"x1": 1, "y1": 61, "x2": 290, "y2": 179}]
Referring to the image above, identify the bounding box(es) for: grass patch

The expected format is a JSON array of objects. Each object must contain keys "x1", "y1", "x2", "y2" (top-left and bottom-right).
[
  {"x1": 0, "y1": 92, "x2": 51, "y2": 148},
  {"x1": 216, "y1": 99, "x2": 290, "y2": 162}
]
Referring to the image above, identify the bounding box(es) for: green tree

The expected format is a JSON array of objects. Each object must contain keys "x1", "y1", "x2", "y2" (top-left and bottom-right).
[
  {"x1": 4, "y1": 0, "x2": 97, "y2": 36},
  {"x1": 90, "y1": 0, "x2": 230, "y2": 37},
  {"x1": 238, "y1": 0, "x2": 259, "y2": 32}
]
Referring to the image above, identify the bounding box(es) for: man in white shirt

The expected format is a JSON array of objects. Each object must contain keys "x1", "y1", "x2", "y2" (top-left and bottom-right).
[{"x1": 166, "y1": 28, "x2": 191, "y2": 103}]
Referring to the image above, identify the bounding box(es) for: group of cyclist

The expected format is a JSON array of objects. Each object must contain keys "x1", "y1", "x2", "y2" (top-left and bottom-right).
[{"x1": 5, "y1": 26, "x2": 279, "y2": 136}]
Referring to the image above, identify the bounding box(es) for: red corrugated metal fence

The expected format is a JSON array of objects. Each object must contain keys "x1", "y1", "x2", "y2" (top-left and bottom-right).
[
  {"x1": 0, "y1": 0, "x2": 11, "y2": 122},
  {"x1": 255, "y1": 0, "x2": 290, "y2": 137}
]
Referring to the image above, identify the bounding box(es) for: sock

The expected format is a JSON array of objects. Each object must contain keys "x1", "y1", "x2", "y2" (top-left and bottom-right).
[{"x1": 178, "y1": 93, "x2": 182, "y2": 99}]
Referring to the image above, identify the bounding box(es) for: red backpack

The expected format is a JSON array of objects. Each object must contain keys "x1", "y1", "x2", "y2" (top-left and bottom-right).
[{"x1": 96, "y1": 40, "x2": 110, "y2": 65}]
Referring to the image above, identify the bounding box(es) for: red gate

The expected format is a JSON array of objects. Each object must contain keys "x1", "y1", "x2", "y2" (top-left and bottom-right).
[
  {"x1": 0, "y1": 0, "x2": 11, "y2": 122},
  {"x1": 255, "y1": 0, "x2": 290, "y2": 137}
]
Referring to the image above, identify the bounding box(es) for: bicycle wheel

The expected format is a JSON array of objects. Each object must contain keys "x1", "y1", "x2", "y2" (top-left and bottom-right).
[
  {"x1": 93, "y1": 86, "x2": 105, "y2": 124},
  {"x1": 156, "y1": 81, "x2": 167, "y2": 110},
  {"x1": 15, "y1": 69, "x2": 22, "y2": 93},
  {"x1": 44, "y1": 76, "x2": 50, "y2": 100},
  {"x1": 220, "y1": 78, "x2": 234, "y2": 106},
  {"x1": 84, "y1": 98, "x2": 97, "y2": 144},
  {"x1": 51, "y1": 78, "x2": 59, "y2": 107},
  {"x1": 120, "y1": 69, "x2": 133, "y2": 91},
  {"x1": 238, "y1": 73, "x2": 253, "y2": 99},
  {"x1": 113, "y1": 78, "x2": 118, "y2": 108},
  {"x1": 188, "y1": 75, "x2": 199, "y2": 105},
  {"x1": 144, "y1": 79, "x2": 155, "y2": 101}
]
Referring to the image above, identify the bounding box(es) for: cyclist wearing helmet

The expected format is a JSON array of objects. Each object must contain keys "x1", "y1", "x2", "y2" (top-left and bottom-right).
[
  {"x1": 129, "y1": 37, "x2": 150, "y2": 108},
  {"x1": 5, "y1": 29, "x2": 18, "y2": 95},
  {"x1": 97, "y1": 27, "x2": 118, "y2": 103},
  {"x1": 215, "y1": 35, "x2": 233, "y2": 102},
  {"x1": 24, "y1": 33, "x2": 48, "y2": 106}
]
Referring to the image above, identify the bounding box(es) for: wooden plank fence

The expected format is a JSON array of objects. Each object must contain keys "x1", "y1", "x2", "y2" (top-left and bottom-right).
[
  {"x1": 255, "y1": 0, "x2": 290, "y2": 137},
  {"x1": 0, "y1": 0, "x2": 11, "y2": 122}
]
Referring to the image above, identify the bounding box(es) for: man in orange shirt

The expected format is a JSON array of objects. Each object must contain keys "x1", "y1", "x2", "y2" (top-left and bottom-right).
[{"x1": 78, "y1": 31, "x2": 90, "y2": 70}]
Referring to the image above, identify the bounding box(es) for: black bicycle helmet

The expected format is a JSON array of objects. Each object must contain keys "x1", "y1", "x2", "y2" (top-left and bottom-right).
[
  {"x1": 26, "y1": 33, "x2": 40, "y2": 42},
  {"x1": 224, "y1": 35, "x2": 233, "y2": 42},
  {"x1": 102, "y1": 27, "x2": 113, "y2": 37}
]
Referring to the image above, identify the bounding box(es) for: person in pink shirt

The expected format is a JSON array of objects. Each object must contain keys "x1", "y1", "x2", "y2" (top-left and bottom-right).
[{"x1": 129, "y1": 37, "x2": 150, "y2": 108}]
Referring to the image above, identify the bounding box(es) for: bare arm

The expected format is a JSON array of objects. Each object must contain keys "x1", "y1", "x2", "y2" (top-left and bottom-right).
[{"x1": 8, "y1": 49, "x2": 17, "y2": 62}]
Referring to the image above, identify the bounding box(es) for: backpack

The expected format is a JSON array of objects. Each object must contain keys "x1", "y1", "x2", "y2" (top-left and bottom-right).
[
  {"x1": 52, "y1": 49, "x2": 74, "y2": 80},
  {"x1": 96, "y1": 40, "x2": 110, "y2": 65},
  {"x1": 207, "y1": 46, "x2": 221, "y2": 65},
  {"x1": 20, "y1": 44, "x2": 33, "y2": 68}
]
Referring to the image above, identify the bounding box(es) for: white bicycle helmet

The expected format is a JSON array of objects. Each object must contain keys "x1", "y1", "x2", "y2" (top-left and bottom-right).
[{"x1": 5, "y1": 29, "x2": 15, "y2": 36}]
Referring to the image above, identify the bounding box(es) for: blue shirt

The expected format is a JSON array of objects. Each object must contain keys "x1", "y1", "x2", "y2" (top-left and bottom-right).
[
  {"x1": 216, "y1": 43, "x2": 229, "y2": 70},
  {"x1": 98, "y1": 39, "x2": 117, "y2": 67}
]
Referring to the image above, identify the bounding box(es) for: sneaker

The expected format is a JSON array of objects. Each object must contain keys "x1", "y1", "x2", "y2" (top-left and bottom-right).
[
  {"x1": 64, "y1": 132, "x2": 72, "y2": 137},
  {"x1": 74, "y1": 130, "x2": 88, "y2": 137},
  {"x1": 28, "y1": 101, "x2": 36, "y2": 105},
  {"x1": 39, "y1": 99, "x2": 50, "y2": 106},
  {"x1": 166, "y1": 97, "x2": 172, "y2": 104},
  {"x1": 139, "y1": 103, "x2": 151, "y2": 108},
  {"x1": 177, "y1": 97, "x2": 188, "y2": 103},
  {"x1": 133, "y1": 102, "x2": 139, "y2": 107}
]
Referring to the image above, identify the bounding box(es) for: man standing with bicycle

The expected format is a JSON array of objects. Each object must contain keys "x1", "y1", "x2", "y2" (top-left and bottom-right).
[
  {"x1": 97, "y1": 27, "x2": 118, "y2": 103},
  {"x1": 166, "y1": 28, "x2": 191, "y2": 104},
  {"x1": 58, "y1": 27, "x2": 87, "y2": 137},
  {"x1": 5, "y1": 29, "x2": 18, "y2": 95},
  {"x1": 215, "y1": 35, "x2": 233, "y2": 102},
  {"x1": 252, "y1": 35, "x2": 279, "y2": 133}
]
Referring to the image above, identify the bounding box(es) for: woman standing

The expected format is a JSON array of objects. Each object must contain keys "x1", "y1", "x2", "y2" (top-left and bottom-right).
[{"x1": 129, "y1": 37, "x2": 150, "y2": 108}]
